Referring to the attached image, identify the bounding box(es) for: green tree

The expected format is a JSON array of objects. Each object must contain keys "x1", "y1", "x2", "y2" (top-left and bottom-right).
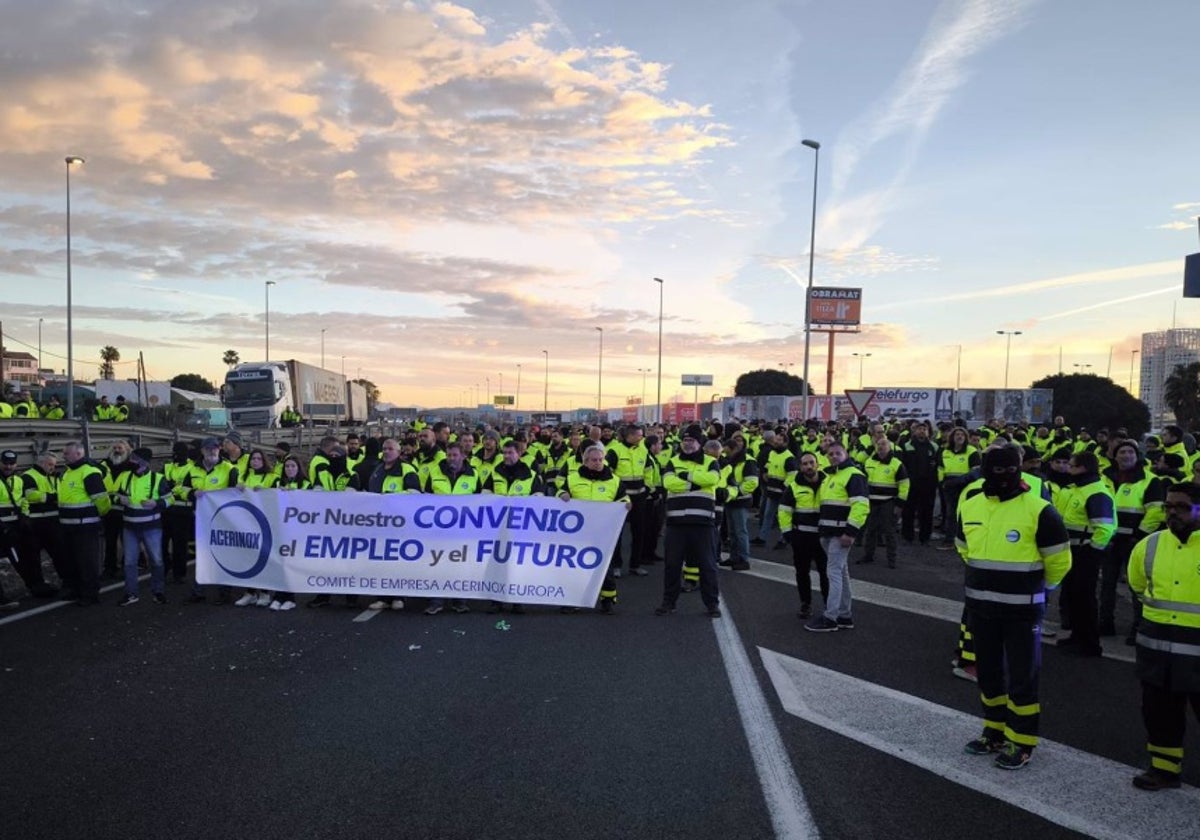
[
  {"x1": 353, "y1": 378, "x2": 381, "y2": 413},
  {"x1": 1163, "y1": 362, "x2": 1200, "y2": 430},
  {"x1": 170, "y1": 373, "x2": 217, "y2": 394},
  {"x1": 735, "y1": 368, "x2": 817, "y2": 397},
  {"x1": 222, "y1": 349, "x2": 240, "y2": 368},
  {"x1": 1028, "y1": 372, "x2": 1151, "y2": 438},
  {"x1": 99, "y1": 345, "x2": 120, "y2": 380}
]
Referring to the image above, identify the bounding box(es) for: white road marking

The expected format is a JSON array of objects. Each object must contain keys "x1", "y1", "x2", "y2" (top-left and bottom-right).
[
  {"x1": 737, "y1": 558, "x2": 1135, "y2": 664},
  {"x1": 352, "y1": 608, "x2": 380, "y2": 622},
  {"x1": 0, "y1": 577, "x2": 141, "y2": 627},
  {"x1": 712, "y1": 605, "x2": 820, "y2": 840},
  {"x1": 760, "y1": 647, "x2": 1200, "y2": 840}
]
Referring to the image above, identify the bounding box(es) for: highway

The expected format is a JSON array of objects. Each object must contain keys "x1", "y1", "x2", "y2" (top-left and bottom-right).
[{"x1": 3, "y1": 538, "x2": 1197, "y2": 840}]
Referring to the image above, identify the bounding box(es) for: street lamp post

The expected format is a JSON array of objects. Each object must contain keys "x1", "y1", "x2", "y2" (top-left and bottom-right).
[
  {"x1": 37, "y1": 318, "x2": 43, "y2": 375},
  {"x1": 265, "y1": 280, "x2": 276, "y2": 361},
  {"x1": 800, "y1": 139, "x2": 820, "y2": 420},
  {"x1": 516, "y1": 364, "x2": 522, "y2": 413},
  {"x1": 321, "y1": 328, "x2": 326, "y2": 369},
  {"x1": 852, "y1": 352, "x2": 872, "y2": 388},
  {"x1": 542, "y1": 350, "x2": 549, "y2": 414},
  {"x1": 595, "y1": 327, "x2": 603, "y2": 416},
  {"x1": 1130, "y1": 350, "x2": 1139, "y2": 394},
  {"x1": 637, "y1": 367, "x2": 649, "y2": 420},
  {"x1": 653, "y1": 277, "x2": 664, "y2": 423},
  {"x1": 65, "y1": 155, "x2": 84, "y2": 420},
  {"x1": 996, "y1": 330, "x2": 1022, "y2": 390}
]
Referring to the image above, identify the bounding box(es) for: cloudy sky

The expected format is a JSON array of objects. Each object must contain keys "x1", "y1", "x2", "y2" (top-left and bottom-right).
[{"x1": 2, "y1": 0, "x2": 1197, "y2": 411}]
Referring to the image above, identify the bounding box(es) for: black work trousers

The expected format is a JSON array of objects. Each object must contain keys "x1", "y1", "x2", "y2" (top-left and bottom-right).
[
  {"x1": 663, "y1": 524, "x2": 719, "y2": 610},
  {"x1": 614, "y1": 494, "x2": 654, "y2": 571},
  {"x1": 102, "y1": 510, "x2": 123, "y2": 575},
  {"x1": 789, "y1": 531, "x2": 828, "y2": 607},
  {"x1": 1100, "y1": 535, "x2": 1134, "y2": 631},
  {"x1": 1142, "y1": 680, "x2": 1200, "y2": 776},
  {"x1": 969, "y1": 602, "x2": 1045, "y2": 747},
  {"x1": 901, "y1": 480, "x2": 936, "y2": 543},
  {"x1": 1063, "y1": 543, "x2": 1105, "y2": 652},
  {"x1": 62, "y1": 524, "x2": 103, "y2": 599},
  {"x1": 163, "y1": 507, "x2": 194, "y2": 581}
]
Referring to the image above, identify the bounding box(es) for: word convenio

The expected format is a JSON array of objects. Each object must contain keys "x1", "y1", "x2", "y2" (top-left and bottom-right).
[{"x1": 283, "y1": 504, "x2": 586, "y2": 534}]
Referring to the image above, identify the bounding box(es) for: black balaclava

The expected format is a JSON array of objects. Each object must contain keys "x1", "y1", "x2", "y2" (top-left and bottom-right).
[{"x1": 982, "y1": 446, "x2": 1024, "y2": 498}]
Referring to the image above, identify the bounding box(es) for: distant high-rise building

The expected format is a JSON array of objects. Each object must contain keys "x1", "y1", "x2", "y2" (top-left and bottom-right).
[{"x1": 1140, "y1": 328, "x2": 1200, "y2": 428}]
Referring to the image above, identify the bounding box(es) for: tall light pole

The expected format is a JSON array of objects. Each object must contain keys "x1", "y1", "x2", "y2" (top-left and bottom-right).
[
  {"x1": 637, "y1": 367, "x2": 649, "y2": 419},
  {"x1": 595, "y1": 327, "x2": 603, "y2": 415},
  {"x1": 542, "y1": 349, "x2": 549, "y2": 414},
  {"x1": 653, "y1": 277, "x2": 664, "y2": 423},
  {"x1": 996, "y1": 330, "x2": 1022, "y2": 390},
  {"x1": 65, "y1": 155, "x2": 84, "y2": 420},
  {"x1": 1130, "y1": 349, "x2": 1139, "y2": 394},
  {"x1": 321, "y1": 328, "x2": 326, "y2": 369},
  {"x1": 800, "y1": 139, "x2": 821, "y2": 420},
  {"x1": 516, "y1": 364, "x2": 522, "y2": 413},
  {"x1": 37, "y1": 318, "x2": 43, "y2": 375},
  {"x1": 852, "y1": 352, "x2": 872, "y2": 388},
  {"x1": 264, "y1": 280, "x2": 276, "y2": 361}
]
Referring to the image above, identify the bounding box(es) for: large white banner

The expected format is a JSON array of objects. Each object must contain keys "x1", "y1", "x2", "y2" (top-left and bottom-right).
[{"x1": 195, "y1": 489, "x2": 627, "y2": 607}]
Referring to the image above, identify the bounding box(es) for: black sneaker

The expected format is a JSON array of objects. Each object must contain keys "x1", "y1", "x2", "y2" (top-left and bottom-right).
[
  {"x1": 749, "y1": 538, "x2": 766, "y2": 547},
  {"x1": 772, "y1": 540, "x2": 788, "y2": 551},
  {"x1": 153, "y1": 593, "x2": 168, "y2": 605},
  {"x1": 836, "y1": 616, "x2": 855, "y2": 630},
  {"x1": 798, "y1": 604, "x2": 812, "y2": 619},
  {"x1": 1132, "y1": 768, "x2": 1181, "y2": 791},
  {"x1": 308, "y1": 595, "x2": 331, "y2": 608},
  {"x1": 718, "y1": 558, "x2": 735, "y2": 568},
  {"x1": 681, "y1": 581, "x2": 697, "y2": 593},
  {"x1": 117, "y1": 594, "x2": 139, "y2": 607},
  {"x1": 804, "y1": 616, "x2": 839, "y2": 633},
  {"x1": 598, "y1": 598, "x2": 614, "y2": 615},
  {"x1": 654, "y1": 604, "x2": 676, "y2": 616},
  {"x1": 964, "y1": 735, "x2": 1005, "y2": 755},
  {"x1": 706, "y1": 606, "x2": 722, "y2": 618},
  {"x1": 994, "y1": 742, "x2": 1033, "y2": 770},
  {"x1": 186, "y1": 593, "x2": 206, "y2": 604},
  {"x1": 729, "y1": 561, "x2": 750, "y2": 571}
]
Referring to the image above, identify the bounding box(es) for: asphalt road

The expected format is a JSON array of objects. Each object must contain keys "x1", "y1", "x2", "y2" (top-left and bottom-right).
[{"x1": 2, "y1": 533, "x2": 1196, "y2": 840}]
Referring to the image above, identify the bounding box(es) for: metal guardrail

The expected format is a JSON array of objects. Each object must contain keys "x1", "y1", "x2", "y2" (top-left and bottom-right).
[{"x1": 0, "y1": 420, "x2": 411, "y2": 469}]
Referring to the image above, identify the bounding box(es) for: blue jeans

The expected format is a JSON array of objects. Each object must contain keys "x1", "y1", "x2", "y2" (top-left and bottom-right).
[
  {"x1": 757, "y1": 497, "x2": 781, "y2": 542},
  {"x1": 726, "y1": 507, "x2": 750, "y2": 563},
  {"x1": 123, "y1": 526, "x2": 164, "y2": 596},
  {"x1": 820, "y1": 535, "x2": 853, "y2": 621}
]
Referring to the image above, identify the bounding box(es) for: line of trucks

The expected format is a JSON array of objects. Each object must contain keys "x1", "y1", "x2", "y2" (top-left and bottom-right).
[{"x1": 223, "y1": 360, "x2": 368, "y2": 429}]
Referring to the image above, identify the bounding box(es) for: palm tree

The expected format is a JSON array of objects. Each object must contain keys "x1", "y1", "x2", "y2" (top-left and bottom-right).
[
  {"x1": 1163, "y1": 362, "x2": 1200, "y2": 429},
  {"x1": 99, "y1": 345, "x2": 120, "y2": 380},
  {"x1": 223, "y1": 349, "x2": 240, "y2": 369}
]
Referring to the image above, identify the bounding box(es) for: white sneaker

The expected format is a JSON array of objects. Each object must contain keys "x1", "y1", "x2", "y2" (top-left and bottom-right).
[
  {"x1": 368, "y1": 600, "x2": 387, "y2": 610},
  {"x1": 278, "y1": 600, "x2": 297, "y2": 611},
  {"x1": 234, "y1": 593, "x2": 256, "y2": 607},
  {"x1": 391, "y1": 599, "x2": 405, "y2": 611},
  {"x1": 269, "y1": 600, "x2": 282, "y2": 611},
  {"x1": 256, "y1": 593, "x2": 272, "y2": 607}
]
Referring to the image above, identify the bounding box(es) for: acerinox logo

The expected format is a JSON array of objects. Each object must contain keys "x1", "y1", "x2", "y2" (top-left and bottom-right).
[{"x1": 208, "y1": 500, "x2": 273, "y2": 579}]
